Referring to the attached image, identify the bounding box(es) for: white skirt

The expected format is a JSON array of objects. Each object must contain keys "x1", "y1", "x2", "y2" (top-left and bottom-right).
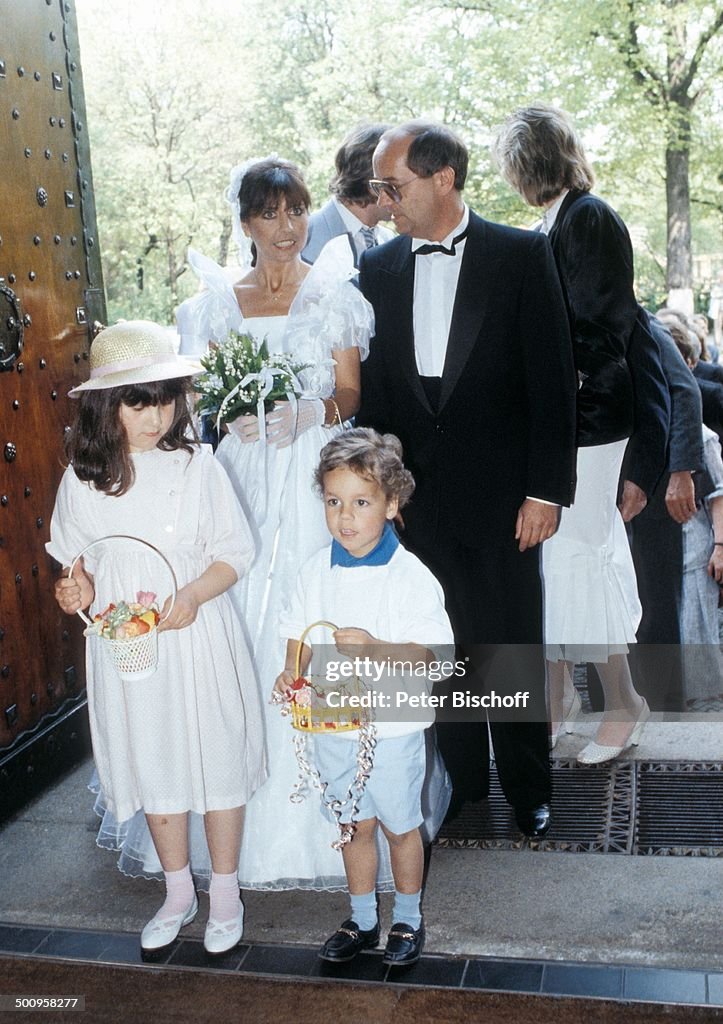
[{"x1": 542, "y1": 440, "x2": 642, "y2": 663}]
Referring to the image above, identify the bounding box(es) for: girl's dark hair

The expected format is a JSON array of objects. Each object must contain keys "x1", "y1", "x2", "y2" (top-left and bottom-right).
[
  {"x1": 237, "y1": 158, "x2": 311, "y2": 266},
  {"x1": 66, "y1": 378, "x2": 198, "y2": 496}
]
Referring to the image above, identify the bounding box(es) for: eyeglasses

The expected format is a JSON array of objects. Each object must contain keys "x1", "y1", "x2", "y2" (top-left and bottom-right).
[{"x1": 368, "y1": 175, "x2": 419, "y2": 203}]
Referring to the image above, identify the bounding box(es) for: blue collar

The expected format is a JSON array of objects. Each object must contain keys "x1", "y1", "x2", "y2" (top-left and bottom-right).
[{"x1": 330, "y1": 521, "x2": 399, "y2": 568}]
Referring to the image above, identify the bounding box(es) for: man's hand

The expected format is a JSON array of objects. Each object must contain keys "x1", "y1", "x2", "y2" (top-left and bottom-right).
[
  {"x1": 515, "y1": 499, "x2": 560, "y2": 552},
  {"x1": 619, "y1": 480, "x2": 648, "y2": 522},
  {"x1": 665, "y1": 470, "x2": 696, "y2": 524}
]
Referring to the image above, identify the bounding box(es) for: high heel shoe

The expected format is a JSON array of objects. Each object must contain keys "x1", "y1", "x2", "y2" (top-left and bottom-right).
[
  {"x1": 577, "y1": 698, "x2": 650, "y2": 765},
  {"x1": 550, "y1": 688, "x2": 582, "y2": 749}
]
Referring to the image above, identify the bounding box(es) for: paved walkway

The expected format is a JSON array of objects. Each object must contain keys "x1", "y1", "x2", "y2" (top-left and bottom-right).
[{"x1": 1, "y1": 740, "x2": 721, "y2": 973}]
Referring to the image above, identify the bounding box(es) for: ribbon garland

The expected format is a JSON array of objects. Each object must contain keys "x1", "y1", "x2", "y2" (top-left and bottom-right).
[{"x1": 214, "y1": 365, "x2": 303, "y2": 440}]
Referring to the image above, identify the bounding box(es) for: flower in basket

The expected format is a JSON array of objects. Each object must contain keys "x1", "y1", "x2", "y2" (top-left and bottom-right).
[
  {"x1": 193, "y1": 331, "x2": 308, "y2": 427},
  {"x1": 86, "y1": 591, "x2": 160, "y2": 640},
  {"x1": 292, "y1": 683, "x2": 312, "y2": 708}
]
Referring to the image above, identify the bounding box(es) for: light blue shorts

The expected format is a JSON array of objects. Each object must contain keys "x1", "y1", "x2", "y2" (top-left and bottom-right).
[{"x1": 312, "y1": 730, "x2": 426, "y2": 835}]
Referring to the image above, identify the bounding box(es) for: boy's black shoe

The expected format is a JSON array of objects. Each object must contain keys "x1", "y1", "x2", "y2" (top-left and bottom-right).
[
  {"x1": 382, "y1": 919, "x2": 425, "y2": 967},
  {"x1": 318, "y1": 918, "x2": 380, "y2": 963}
]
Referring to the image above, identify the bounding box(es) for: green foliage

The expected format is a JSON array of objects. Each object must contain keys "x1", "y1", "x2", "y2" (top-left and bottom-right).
[{"x1": 75, "y1": 0, "x2": 723, "y2": 320}]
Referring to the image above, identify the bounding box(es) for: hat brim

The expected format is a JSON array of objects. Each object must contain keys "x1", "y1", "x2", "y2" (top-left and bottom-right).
[{"x1": 68, "y1": 358, "x2": 202, "y2": 398}]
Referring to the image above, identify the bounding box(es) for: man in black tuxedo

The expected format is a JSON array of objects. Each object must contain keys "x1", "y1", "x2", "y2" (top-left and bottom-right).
[{"x1": 357, "y1": 121, "x2": 577, "y2": 836}]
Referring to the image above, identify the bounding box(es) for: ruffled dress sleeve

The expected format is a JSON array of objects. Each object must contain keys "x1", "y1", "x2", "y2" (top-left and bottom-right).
[
  {"x1": 175, "y1": 248, "x2": 246, "y2": 355},
  {"x1": 283, "y1": 236, "x2": 374, "y2": 399}
]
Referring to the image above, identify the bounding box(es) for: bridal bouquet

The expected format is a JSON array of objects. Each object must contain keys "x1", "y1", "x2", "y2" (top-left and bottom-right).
[{"x1": 194, "y1": 331, "x2": 306, "y2": 426}]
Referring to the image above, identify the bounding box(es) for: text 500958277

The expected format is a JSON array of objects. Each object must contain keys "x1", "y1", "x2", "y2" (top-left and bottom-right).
[{"x1": 0, "y1": 996, "x2": 85, "y2": 1011}]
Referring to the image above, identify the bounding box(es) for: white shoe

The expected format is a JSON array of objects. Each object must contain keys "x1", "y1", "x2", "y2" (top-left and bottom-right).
[
  {"x1": 550, "y1": 688, "x2": 582, "y2": 749},
  {"x1": 577, "y1": 698, "x2": 650, "y2": 765},
  {"x1": 141, "y1": 894, "x2": 198, "y2": 951},
  {"x1": 204, "y1": 900, "x2": 244, "y2": 955}
]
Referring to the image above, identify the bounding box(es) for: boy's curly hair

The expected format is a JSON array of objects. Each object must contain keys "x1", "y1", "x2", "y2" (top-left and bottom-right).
[{"x1": 314, "y1": 427, "x2": 415, "y2": 507}]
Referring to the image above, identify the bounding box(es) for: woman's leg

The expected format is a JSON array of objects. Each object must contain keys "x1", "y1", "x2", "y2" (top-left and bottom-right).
[
  {"x1": 547, "y1": 659, "x2": 577, "y2": 742},
  {"x1": 590, "y1": 653, "x2": 646, "y2": 747}
]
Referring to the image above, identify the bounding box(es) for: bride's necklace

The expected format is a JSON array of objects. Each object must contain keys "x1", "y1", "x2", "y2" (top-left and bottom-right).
[{"x1": 254, "y1": 267, "x2": 305, "y2": 302}]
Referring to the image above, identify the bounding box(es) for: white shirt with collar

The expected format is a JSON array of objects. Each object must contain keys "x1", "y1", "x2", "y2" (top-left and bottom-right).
[
  {"x1": 332, "y1": 196, "x2": 394, "y2": 261},
  {"x1": 412, "y1": 205, "x2": 469, "y2": 377},
  {"x1": 537, "y1": 188, "x2": 569, "y2": 236}
]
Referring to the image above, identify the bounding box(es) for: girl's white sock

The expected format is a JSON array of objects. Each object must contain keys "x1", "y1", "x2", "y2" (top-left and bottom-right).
[
  {"x1": 209, "y1": 870, "x2": 241, "y2": 923},
  {"x1": 156, "y1": 864, "x2": 195, "y2": 920}
]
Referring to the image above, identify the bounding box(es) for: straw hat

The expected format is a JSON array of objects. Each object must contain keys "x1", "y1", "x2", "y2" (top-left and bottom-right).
[{"x1": 68, "y1": 320, "x2": 202, "y2": 397}]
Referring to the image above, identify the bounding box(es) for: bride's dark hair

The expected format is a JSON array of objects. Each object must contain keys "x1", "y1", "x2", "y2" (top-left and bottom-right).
[
  {"x1": 66, "y1": 378, "x2": 198, "y2": 496},
  {"x1": 237, "y1": 158, "x2": 311, "y2": 266}
]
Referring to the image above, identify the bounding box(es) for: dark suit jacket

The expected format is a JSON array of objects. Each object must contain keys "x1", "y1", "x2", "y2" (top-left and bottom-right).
[
  {"x1": 694, "y1": 360, "x2": 723, "y2": 386},
  {"x1": 357, "y1": 210, "x2": 577, "y2": 554},
  {"x1": 620, "y1": 310, "x2": 671, "y2": 498},
  {"x1": 697, "y1": 376, "x2": 723, "y2": 444},
  {"x1": 548, "y1": 191, "x2": 639, "y2": 445}
]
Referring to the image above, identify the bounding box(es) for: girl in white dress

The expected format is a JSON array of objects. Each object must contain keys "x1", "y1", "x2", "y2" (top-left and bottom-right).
[{"x1": 48, "y1": 320, "x2": 266, "y2": 955}]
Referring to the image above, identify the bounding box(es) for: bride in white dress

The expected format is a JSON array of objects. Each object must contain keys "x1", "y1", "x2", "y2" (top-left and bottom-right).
[{"x1": 177, "y1": 157, "x2": 384, "y2": 890}]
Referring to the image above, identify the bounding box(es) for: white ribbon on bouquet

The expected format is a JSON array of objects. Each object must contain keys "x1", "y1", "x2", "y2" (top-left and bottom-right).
[{"x1": 214, "y1": 365, "x2": 302, "y2": 442}]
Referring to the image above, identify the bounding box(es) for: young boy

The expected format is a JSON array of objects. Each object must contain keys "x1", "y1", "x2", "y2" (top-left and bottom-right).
[{"x1": 275, "y1": 428, "x2": 454, "y2": 967}]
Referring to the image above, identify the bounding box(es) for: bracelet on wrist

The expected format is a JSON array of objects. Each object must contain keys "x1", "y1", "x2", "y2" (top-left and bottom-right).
[
  {"x1": 323, "y1": 398, "x2": 342, "y2": 429},
  {"x1": 714, "y1": 542, "x2": 723, "y2": 547}
]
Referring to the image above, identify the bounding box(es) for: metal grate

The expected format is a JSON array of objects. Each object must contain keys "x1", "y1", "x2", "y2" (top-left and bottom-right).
[
  {"x1": 634, "y1": 762, "x2": 723, "y2": 855},
  {"x1": 435, "y1": 760, "x2": 723, "y2": 856}
]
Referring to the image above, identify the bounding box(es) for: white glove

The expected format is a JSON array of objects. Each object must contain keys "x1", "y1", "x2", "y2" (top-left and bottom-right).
[
  {"x1": 266, "y1": 399, "x2": 324, "y2": 449},
  {"x1": 227, "y1": 414, "x2": 260, "y2": 443}
]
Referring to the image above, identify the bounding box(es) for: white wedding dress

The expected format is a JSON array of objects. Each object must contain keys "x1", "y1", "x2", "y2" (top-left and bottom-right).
[{"x1": 179, "y1": 239, "x2": 393, "y2": 890}]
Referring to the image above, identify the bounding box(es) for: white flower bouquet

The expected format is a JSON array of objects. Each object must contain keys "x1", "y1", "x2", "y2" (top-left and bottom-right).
[{"x1": 194, "y1": 331, "x2": 307, "y2": 426}]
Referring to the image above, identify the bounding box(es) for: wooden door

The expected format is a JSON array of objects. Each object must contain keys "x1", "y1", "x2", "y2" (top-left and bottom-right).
[{"x1": 0, "y1": 0, "x2": 105, "y2": 816}]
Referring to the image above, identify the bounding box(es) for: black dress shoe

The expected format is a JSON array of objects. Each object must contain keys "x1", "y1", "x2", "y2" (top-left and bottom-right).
[
  {"x1": 514, "y1": 802, "x2": 551, "y2": 838},
  {"x1": 318, "y1": 918, "x2": 380, "y2": 963},
  {"x1": 383, "y1": 919, "x2": 425, "y2": 967}
]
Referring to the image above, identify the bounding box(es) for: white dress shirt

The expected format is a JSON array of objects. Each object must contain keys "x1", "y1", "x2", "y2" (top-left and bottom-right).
[
  {"x1": 537, "y1": 189, "x2": 568, "y2": 235},
  {"x1": 333, "y1": 197, "x2": 394, "y2": 261},
  {"x1": 411, "y1": 206, "x2": 469, "y2": 377}
]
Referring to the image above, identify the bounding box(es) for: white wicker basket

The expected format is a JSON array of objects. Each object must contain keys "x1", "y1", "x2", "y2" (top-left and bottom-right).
[{"x1": 69, "y1": 535, "x2": 177, "y2": 682}]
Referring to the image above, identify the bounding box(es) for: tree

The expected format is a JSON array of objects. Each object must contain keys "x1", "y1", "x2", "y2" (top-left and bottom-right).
[{"x1": 594, "y1": 0, "x2": 723, "y2": 310}]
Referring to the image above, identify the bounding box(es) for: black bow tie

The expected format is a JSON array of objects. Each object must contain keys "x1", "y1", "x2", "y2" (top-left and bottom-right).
[{"x1": 414, "y1": 226, "x2": 469, "y2": 256}]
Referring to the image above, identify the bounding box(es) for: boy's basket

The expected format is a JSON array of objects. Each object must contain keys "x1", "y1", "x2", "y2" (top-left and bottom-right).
[
  {"x1": 69, "y1": 534, "x2": 177, "y2": 682},
  {"x1": 288, "y1": 620, "x2": 369, "y2": 733}
]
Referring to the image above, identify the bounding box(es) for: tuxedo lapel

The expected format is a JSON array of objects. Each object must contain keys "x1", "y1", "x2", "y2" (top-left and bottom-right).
[
  {"x1": 439, "y1": 214, "x2": 489, "y2": 412},
  {"x1": 379, "y1": 240, "x2": 434, "y2": 414}
]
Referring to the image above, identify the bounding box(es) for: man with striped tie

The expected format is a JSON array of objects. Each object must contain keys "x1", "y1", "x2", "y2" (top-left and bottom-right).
[{"x1": 302, "y1": 123, "x2": 395, "y2": 266}]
